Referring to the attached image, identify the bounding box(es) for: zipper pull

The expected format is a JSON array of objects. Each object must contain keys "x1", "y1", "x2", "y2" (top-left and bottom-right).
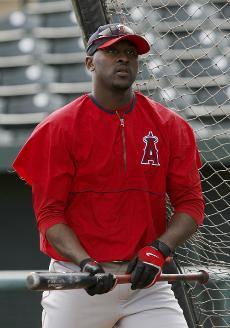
[{"x1": 116, "y1": 110, "x2": 125, "y2": 127}]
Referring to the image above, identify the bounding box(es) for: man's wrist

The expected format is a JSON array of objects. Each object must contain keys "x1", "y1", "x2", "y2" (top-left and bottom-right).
[
  {"x1": 79, "y1": 257, "x2": 97, "y2": 270},
  {"x1": 151, "y1": 240, "x2": 172, "y2": 259}
]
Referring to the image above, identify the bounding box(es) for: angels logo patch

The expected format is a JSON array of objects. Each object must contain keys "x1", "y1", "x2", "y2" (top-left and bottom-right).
[{"x1": 141, "y1": 131, "x2": 160, "y2": 166}]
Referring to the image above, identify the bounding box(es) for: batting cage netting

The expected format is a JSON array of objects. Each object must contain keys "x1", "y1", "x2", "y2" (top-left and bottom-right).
[{"x1": 75, "y1": 0, "x2": 230, "y2": 327}]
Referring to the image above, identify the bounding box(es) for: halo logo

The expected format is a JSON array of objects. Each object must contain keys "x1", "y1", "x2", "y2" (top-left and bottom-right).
[{"x1": 141, "y1": 131, "x2": 160, "y2": 166}]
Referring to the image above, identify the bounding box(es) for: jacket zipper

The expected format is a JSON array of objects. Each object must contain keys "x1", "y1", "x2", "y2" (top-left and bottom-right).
[{"x1": 116, "y1": 111, "x2": 127, "y2": 171}]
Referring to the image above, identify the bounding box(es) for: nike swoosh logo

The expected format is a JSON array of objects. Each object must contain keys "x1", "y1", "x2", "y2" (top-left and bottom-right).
[{"x1": 146, "y1": 252, "x2": 160, "y2": 258}]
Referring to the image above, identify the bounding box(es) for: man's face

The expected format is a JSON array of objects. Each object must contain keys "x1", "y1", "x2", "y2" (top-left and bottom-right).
[{"x1": 86, "y1": 40, "x2": 139, "y2": 91}]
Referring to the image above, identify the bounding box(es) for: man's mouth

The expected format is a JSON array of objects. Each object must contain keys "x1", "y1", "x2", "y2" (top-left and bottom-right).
[
  {"x1": 116, "y1": 71, "x2": 129, "y2": 76},
  {"x1": 115, "y1": 67, "x2": 130, "y2": 76}
]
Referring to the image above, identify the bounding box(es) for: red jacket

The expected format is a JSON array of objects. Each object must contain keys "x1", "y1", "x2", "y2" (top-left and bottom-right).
[{"x1": 13, "y1": 91, "x2": 204, "y2": 262}]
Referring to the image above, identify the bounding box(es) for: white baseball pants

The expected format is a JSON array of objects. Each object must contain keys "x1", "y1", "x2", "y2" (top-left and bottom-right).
[{"x1": 41, "y1": 260, "x2": 188, "y2": 328}]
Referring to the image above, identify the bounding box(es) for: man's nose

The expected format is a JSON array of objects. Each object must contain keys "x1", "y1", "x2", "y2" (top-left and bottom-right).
[
  {"x1": 116, "y1": 51, "x2": 129, "y2": 62},
  {"x1": 117, "y1": 55, "x2": 129, "y2": 62}
]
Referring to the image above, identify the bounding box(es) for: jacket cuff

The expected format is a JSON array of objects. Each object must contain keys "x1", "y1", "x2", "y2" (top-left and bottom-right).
[{"x1": 38, "y1": 216, "x2": 68, "y2": 236}]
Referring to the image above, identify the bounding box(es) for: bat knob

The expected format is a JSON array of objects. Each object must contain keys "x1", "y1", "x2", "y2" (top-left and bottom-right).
[{"x1": 198, "y1": 270, "x2": 209, "y2": 284}]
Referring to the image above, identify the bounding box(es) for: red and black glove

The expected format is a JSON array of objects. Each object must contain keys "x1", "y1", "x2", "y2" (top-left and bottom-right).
[
  {"x1": 127, "y1": 240, "x2": 171, "y2": 290},
  {"x1": 79, "y1": 258, "x2": 117, "y2": 296}
]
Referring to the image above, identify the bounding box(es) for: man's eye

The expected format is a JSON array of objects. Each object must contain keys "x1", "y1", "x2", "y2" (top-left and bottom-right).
[
  {"x1": 102, "y1": 48, "x2": 138, "y2": 57},
  {"x1": 127, "y1": 49, "x2": 138, "y2": 57}
]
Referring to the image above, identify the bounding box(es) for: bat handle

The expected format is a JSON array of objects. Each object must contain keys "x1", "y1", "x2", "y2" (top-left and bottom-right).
[
  {"x1": 115, "y1": 274, "x2": 130, "y2": 284},
  {"x1": 114, "y1": 270, "x2": 209, "y2": 284}
]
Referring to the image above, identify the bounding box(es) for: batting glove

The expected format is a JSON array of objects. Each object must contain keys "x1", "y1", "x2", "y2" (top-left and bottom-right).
[
  {"x1": 126, "y1": 245, "x2": 166, "y2": 290},
  {"x1": 79, "y1": 258, "x2": 117, "y2": 296}
]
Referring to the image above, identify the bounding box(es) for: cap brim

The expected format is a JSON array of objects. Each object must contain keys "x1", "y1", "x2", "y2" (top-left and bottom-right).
[{"x1": 97, "y1": 35, "x2": 150, "y2": 55}]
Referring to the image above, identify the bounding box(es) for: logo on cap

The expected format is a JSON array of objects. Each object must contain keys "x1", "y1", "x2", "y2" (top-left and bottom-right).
[{"x1": 98, "y1": 24, "x2": 134, "y2": 38}]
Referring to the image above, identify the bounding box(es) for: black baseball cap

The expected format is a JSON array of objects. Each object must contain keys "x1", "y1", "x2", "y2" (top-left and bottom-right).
[{"x1": 86, "y1": 24, "x2": 150, "y2": 56}]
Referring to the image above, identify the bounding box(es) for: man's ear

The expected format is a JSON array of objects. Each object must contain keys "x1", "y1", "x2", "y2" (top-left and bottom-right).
[{"x1": 85, "y1": 56, "x2": 95, "y2": 72}]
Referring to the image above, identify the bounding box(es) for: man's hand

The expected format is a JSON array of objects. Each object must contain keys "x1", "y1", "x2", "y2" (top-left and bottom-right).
[
  {"x1": 79, "y1": 258, "x2": 117, "y2": 296},
  {"x1": 126, "y1": 246, "x2": 165, "y2": 290}
]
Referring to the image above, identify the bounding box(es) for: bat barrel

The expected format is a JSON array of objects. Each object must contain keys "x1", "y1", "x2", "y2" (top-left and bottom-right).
[{"x1": 27, "y1": 272, "x2": 97, "y2": 291}]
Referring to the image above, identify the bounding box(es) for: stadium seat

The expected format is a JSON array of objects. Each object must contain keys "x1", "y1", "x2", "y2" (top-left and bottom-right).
[
  {"x1": 1, "y1": 66, "x2": 35, "y2": 86},
  {"x1": 178, "y1": 57, "x2": 230, "y2": 78},
  {"x1": 168, "y1": 31, "x2": 201, "y2": 49},
  {"x1": 144, "y1": 31, "x2": 170, "y2": 56},
  {"x1": 7, "y1": 93, "x2": 65, "y2": 114},
  {"x1": 37, "y1": 0, "x2": 65, "y2": 2},
  {"x1": 47, "y1": 36, "x2": 85, "y2": 54},
  {"x1": 159, "y1": 5, "x2": 193, "y2": 22},
  {"x1": 165, "y1": 30, "x2": 228, "y2": 50},
  {"x1": 39, "y1": 11, "x2": 78, "y2": 28},
  {"x1": 137, "y1": 62, "x2": 151, "y2": 80},
  {"x1": 0, "y1": 11, "x2": 27, "y2": 30},
  {"x1": 0, "y1": 37, "x2": 37, "y2": 57},
  {"x1": 0, "y1": 97, "x2": 6, "y2": 113},
  {"x1": 158, "y1": 3, "x2": 218, "y2": 22},
  {"x1": 0, "y1": 9, "x2": 42, "y2": 33},
  {"x1": 54, "y1": 63, "x2": 91, "y2": 83},
  {"x1": 36, "y1": 0, "x2": 64, "y2": 2},
  {"x1": 63, "y1": 94, "x2": 84, "y2": 104},
  {"x1": 139, "y1": 84, "x2": 194, "y2": 110},
  {"x1": 214, "y1": 2, "x2": 230, "y2": 19},
  {"x1": 193, "y1": 86, "x2": 230, "y2": 106},
  {"x1": 0, "y1": 127, "x2": 14, "y2": 146},
  {"x1": 144, "y1": 58, "x2": 180, "y2": 79},
  {"x1": 0, "y1": 65, "x2": 56, "y2": 86},
  {"x1": 129, "y1": 7, "x2": 161, "y2": 26},
  {"x1": 143, "y1": 89, "x2": 161, "y2": 100},
  {"x1": 160, "y1": 87, "x2": 194, "y2": 109}
]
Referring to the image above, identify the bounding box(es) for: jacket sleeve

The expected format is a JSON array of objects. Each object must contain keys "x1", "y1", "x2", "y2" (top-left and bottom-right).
[
  {"x1": 166, "y1": 116, "x2": 205, "y2": 225},
  {"x1": 12, "y1": 120, "x2": 76, "y2": 236}
]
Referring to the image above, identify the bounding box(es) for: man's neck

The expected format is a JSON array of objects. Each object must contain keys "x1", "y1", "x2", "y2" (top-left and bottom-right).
[{"x1": 92, "y1": 88, "x2": 133, "y2": 111}]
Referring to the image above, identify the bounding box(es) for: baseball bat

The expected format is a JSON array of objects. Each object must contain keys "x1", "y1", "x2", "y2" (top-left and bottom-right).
[
  {"x1": 70, "y1": 0, "x2": 108, "y2": 45},
  {"x1": 27, "y1": 270, "x2": 209, "y2": 291}
]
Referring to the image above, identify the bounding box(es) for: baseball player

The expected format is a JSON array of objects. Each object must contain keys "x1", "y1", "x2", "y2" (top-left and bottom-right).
[{"x1": 13, "y1": 24, "x2": 204, "y2": 328}]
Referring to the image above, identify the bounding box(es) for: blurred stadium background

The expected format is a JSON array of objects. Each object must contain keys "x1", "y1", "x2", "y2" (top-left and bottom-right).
[{"x1": 0, "y1": 0, "x2": 229, "y2": 327}]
